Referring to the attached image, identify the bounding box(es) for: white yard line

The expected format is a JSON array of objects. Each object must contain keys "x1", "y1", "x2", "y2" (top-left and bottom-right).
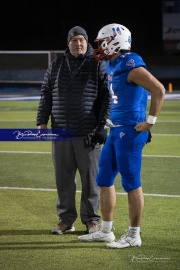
[
  {"x1": 0, "y1": 186, "x2": 179, "y2": 198},
  {"x1": 0, "y1": 151, "x2": 179, "y2": 197},
  {"x1": 0, "y1": 150, "x2": 180, "y2": 158},
  {"x1": 0, "y1": 150, "x2": 51, "y2": 154},
  {"x1": 2, "y1": 93, "x2": 180, "y2": 100}
]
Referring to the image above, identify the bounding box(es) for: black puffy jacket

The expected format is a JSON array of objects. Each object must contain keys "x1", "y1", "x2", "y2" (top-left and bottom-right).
[{"x1": 36, "y1": 44, "x2": 111, "y2": 136}]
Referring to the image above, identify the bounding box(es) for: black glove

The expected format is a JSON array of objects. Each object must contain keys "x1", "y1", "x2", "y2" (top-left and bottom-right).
[
  {"x1": 91, "y1": 120, "x2": 107, "y2": 145},
  {"x1": 146, "y1": 130, "x2": 152, "y2": 144}
]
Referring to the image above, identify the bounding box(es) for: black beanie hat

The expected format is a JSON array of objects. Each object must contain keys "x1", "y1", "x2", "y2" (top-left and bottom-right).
[{"x1": 67, "y1": 26, "x2": 88, "y2": 44}]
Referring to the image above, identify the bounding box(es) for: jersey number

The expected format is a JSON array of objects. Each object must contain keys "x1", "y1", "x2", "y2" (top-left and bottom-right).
[{"x1": 110, "y1": 83, "x2": 118, "y2": 104}]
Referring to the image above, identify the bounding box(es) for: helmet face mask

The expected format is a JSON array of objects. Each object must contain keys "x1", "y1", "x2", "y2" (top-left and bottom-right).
[{"x1": 94, "y1": 23, "x2": 131, "y2": 60}]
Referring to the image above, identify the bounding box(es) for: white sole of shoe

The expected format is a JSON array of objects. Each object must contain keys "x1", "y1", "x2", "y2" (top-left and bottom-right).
[
  {"x1": 106, "y1": 239, "x2": 142, "y2": 249},
  {"x1": 78, "y1": 232, "x2": 115, "y2": 242}
]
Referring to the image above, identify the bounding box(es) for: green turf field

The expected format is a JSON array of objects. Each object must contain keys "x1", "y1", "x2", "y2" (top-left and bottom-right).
[{"x1": 0, "y1": 98, "x2": 179, "y2": 270}]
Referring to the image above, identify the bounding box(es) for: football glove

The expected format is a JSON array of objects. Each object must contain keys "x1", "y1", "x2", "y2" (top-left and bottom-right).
[{"x1": 91, "y1": 120, "x2": 107, "y2": 145}]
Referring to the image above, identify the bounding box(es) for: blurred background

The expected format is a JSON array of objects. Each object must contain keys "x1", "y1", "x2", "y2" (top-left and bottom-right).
[{"x1": 0, "y1": 0, "x2": 180, "y2": 93}]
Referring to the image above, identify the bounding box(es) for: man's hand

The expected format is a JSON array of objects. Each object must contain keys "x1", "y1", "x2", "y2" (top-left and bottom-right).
[
  {"x1": 134, "y1": 122, "x2": 152, "y2": 144},
  {"x1": 38, "y1": 124, "x2": 47, "y2": 129},
  {"x1": 134, "y1": 121, "x2": 152, "y2": 132},
  {"x1": 91, "y1": 120, "x2": 107, "y2": 145}
]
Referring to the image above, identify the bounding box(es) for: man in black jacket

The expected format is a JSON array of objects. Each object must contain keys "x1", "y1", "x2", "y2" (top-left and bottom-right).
[{"x1": 36, "y1": 26, "x2": 111, "y2": 235}]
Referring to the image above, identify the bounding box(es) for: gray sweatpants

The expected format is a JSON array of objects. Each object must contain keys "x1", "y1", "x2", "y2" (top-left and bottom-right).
[{"x1": 52, "y1": 137, "x2": 101, "y2": 227}]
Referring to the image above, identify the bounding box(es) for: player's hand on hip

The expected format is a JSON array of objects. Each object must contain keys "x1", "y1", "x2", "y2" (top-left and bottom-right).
[{"x1": 134, "y1": 121, "x2": 152, "y2": 132}]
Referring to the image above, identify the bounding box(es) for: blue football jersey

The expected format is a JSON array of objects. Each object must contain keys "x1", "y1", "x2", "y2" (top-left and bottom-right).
[{"x1": 106, "y1": 52, "x2": 148, "y2": 125}]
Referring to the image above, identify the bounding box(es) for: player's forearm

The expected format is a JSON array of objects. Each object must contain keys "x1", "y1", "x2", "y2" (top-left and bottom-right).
[{"x1": 148, "y1": 85, "x2": 166, "y2": 117}]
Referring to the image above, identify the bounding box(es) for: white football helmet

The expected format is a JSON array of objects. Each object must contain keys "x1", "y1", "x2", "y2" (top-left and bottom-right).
[{"x1": 94, "y1": 23, "x2": 131, "y2": 60}]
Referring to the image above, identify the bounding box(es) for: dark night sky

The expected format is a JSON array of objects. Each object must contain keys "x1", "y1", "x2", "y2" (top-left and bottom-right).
[{"x1": 0, "y1": 1, "x2": 163, "y2": 55}]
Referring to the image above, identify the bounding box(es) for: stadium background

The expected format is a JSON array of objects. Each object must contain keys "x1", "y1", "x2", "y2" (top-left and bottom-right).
[{"x1": 0, "y1": 0, "x2": 180, "y2": 91}]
